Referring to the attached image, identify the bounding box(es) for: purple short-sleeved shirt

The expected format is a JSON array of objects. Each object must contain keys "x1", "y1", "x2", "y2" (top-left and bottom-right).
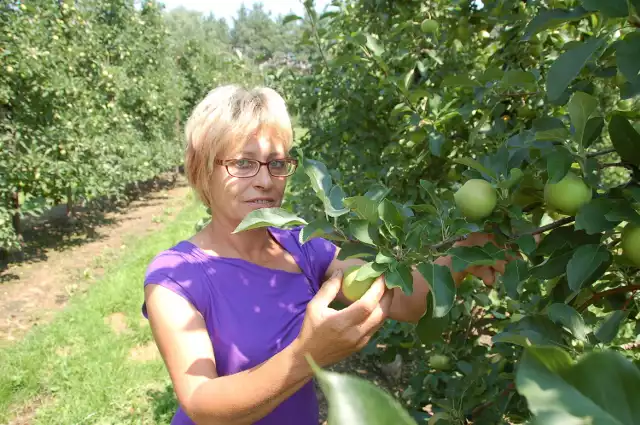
[{"x1": 141, "y1": 226, "x2": 337, "y2": 425}]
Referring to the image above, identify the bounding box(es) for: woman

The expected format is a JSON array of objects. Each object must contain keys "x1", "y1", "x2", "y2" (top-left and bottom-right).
[{"x1": 142, "y1": 85, "x2": 506, "y2": 425}]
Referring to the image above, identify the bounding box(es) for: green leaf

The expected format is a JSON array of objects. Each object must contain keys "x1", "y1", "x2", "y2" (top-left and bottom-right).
[
  {"x1": 546, "y1": 37, "x2": 605, "y2": 102},
  {"x1": 567, "y1": 91, "x2": 603, "y2": 148},
  {"x1": 419, "y1": 179, "x2": 444, "y2": 211},
  {"x1": 282, "y1": 14, "x2": 302, "y2": 25},
  {"x1": 307, "y1": 356, "x2": 419, "y2": 425},
  {"x1": 530, "y1": 249, "x2": 575, "y2": 280},
  {"x1": 378, "y1": 199, "x2": 405, "y2": 229},
  {"x1": 547, "y1": 303, "x2": 590, "y2": 341},
  {"x1": 344, "y1": 196, "x2": 380, "y2": 223},
  {"x1": 502, "y1": 258, "x2": 529, "y2": 299},
  {"x1": 534, "y1": 117, "x2": 571, "y2": 143},
  {"x1": 447, "y1": 243, "x2": 506, "y2": 273},
  {"x1": 355, "y1": 261, "x2": 387, "y2": 281},
  {"x1": 492, "y1": 332, "x2": 534, "y2": 347},
  {"x1": 535, "y1": 226, "x2": 600, "y2": 256},
  {"x1": 595, "y1": 310, "x2": 629, "y2": 344},
  {"x1": 429, "y1": 131, "x2": 445, "y2": 157},
  {"x1": 349, "y1": 220, "x2": 379, "y2": 246},
  {"x1": 566, "y1": 244, "x2": 611, "y2": 291},
  {"x1": 575, "y1": 198, "x2": 619, "y2": 234},
  {"x1": 581, "y1": 0, "x2": 629, "y2": 17},
  {"x1": 441, "y1": 75, "x2": 480, "y2": 88},
  {"x1": 337, "y1": 242, "x2": 377, "y2": 261},
  {"x1": 500, "y1": 70, "x2": 537, "y2": 90},
  {"x1": 416, "y1": 311, "x2": 449, "y2": 344},
  {"x1": 516, "y1": 346, "x2": 640, "y2": 424},
  {"x1": 365, "y1": 34, "x2": 384, "y2": 57},
  {"x1": 375, "y1": 252, "x2": 395, "y2": 264},
  {"x1": 523, "y1": 6, "x2": 592, "y2": 41},
  {"x1": 384, "y1": 263, "x2": 413, "y2": 295},
  {"x1": 324, "y1": 185, "x2": 350, "y2": 217},
  {"x1": 546, "y1": 146, "x2": 574, "y2": 184},
  {"x1": 453, "y1": 157, "x2": 497, "y2": 179},
  {"x1": 299, "y1": 219, "x2": 342, "y2": 244},
  {"x1": 498, "y1": 168, "x2": 525, "y2": 189},
  {"x1": 609, "y1": 114, "x2": 640, "y2": 166},
  {"x1": 233, "y1": 208, "x2": 307, "y2": 233},
  {"x1": 604, "y1": 199, "x2": 640, "y2": 224},
  {"x1": 303, "y1": 158, "x2": 333, "y2": 200},
  {"x1": 364, "y1": 183, "x2": 391, "y2": 202},
  {"x1": 616, "y1": 33, "x2": 640, "y2": 85},
  {"x1": 417, "y1": 262, "x2": 456, "y2": 318},
  {"x1": 516, "y1": 234, "x2": 538, "y2": 256}
]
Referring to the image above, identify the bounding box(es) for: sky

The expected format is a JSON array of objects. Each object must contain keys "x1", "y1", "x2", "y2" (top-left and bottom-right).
[{"x1": 158, "y1": 0, "x2": 334, "y2": 23}]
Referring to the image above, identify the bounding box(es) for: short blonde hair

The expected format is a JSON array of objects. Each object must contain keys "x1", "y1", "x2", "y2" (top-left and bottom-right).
[{"x1": 184, "y1": 85, "x2": 293, "y2": 209}]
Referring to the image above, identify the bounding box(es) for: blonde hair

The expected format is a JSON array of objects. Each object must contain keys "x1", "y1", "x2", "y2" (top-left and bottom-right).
[{"x1": 184, "y1": 85, "x2": 293, "y2": 209}]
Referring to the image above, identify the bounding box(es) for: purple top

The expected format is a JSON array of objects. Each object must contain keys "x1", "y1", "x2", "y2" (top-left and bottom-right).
[{"x1": 141, "y1": 226, "x2": 337, "y2": 425}]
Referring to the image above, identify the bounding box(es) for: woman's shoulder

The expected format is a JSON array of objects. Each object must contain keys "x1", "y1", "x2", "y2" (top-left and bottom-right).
[
  {"x1": 269, "y1": 225, "x2": 337, "y2": 284},
  {"x1": 142, "y1": 240, "x2": 211, "y2": 318}
]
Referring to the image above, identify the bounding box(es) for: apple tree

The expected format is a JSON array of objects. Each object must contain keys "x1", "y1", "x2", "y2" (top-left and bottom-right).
[{"x1": 246, "y1": 0, "x2": 640, "y2": 423}]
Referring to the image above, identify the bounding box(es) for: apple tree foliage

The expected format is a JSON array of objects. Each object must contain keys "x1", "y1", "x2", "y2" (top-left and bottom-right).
[
  {"x1": 0, "y1": 0, "x2": 258, "y2": 251},
  {"x1": 245, "y1": 0, "x2": 640, "y2": 423}
]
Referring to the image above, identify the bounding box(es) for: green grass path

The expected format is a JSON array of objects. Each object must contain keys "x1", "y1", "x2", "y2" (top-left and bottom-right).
[{"x1": 0, "y1": 191, "x2": 206, "y2": 425}]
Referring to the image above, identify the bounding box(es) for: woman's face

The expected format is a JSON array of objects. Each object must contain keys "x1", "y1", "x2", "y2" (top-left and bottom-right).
[{"x1": 209, "y1": 128, "x2": 290, "y2": 226}]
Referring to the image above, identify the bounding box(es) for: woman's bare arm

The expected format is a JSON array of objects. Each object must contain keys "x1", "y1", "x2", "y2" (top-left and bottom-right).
[{"x1": 144, "y1": 284, "x2": 314, "y2": 425}]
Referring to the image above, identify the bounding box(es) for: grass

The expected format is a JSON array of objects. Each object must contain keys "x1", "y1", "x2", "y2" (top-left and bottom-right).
[{"x1": 0, "y1": 189, "x2": 207, "y2": 425}]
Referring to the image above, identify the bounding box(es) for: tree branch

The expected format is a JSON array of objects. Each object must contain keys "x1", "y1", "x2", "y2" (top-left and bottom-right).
[
  {"x1": 577, "y1": 284, "x2": 640, "y2": 312},
  {"x1": 587, "y1": 148, "x2": 616, "y2": 158},
  {"x1": 430, "y1": 216, "x2": 575, "y2": 251},
  {"x1": 521, "y1": 216, "x2": 575, "y2": 236},
  {"x1": 599, "y1": 162, "x2": 632, "y2": 169}
]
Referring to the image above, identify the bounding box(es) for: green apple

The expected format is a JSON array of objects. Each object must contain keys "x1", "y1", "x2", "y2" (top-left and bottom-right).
[
  {"x1": 454, "y1": 179, "x2": 497, "y2": 221},
  {"x1": 621, "y1": 224, "x2": 640, "y2": 267},
  {"x1": 544, "y1": 172, "x2": 592, "y2": 215},
  {"x1": 429, "y1": 354, "x2": 451, "y2": 371},
  {"x1": 420, "y1": 19, "x2": 439, "y2": 34},
  {"x1": 342, "y1": 265, "x2": 376, "y2": 302}
]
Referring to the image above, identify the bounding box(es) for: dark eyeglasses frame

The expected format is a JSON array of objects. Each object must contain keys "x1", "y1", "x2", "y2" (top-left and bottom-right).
[{"x1": 214, "y1": 157, "x2": 298, "y2": 178}]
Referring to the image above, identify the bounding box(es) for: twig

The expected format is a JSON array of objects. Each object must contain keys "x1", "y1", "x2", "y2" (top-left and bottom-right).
[
  {"x1": 470, "y1": 382, "x2": 516, "y2": 418},
  {"x1": 577, "y1": 284, "x2": 640, "y2": 312},
  {"x1": 600, "y1": 162, "x2": 630, "y2": 169},
  {"x1": 521, "y1": 216, "x2": 575, "y2": 236},
  {"x1": 430, "y1": 216, "x2": 575, "y2": 251},
  {"x1": 431, "y1": 234, "x2": 466, "y2": 251},
  {"x1": 587, "y1": 148, "x2": 616, "y2": 158},
  {"x1": 622, "y1": 288, "x2": 639, "y2": 311}
]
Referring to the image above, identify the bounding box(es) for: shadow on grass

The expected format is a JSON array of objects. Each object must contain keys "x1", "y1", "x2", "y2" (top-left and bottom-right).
[
  {"x1": 0, "y1": 172, "x2": 184, "y2": 282},
  {"x1": 147, "y1": 382, "x2": 179, "y2": 424}
]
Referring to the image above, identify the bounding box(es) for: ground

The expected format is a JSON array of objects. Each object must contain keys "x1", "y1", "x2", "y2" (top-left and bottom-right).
[
  {"x1": 0, "y1": 173, "x2": 411, "y2": 425},
  {"x1": 0, "y1": 174, "x2": 190, "y2": 346}
]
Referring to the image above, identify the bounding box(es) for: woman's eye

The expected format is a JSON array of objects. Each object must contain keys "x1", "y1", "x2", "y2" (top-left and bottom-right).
[
  {"x1": 235, "y1": 159, "x2": 253, "y2": 168},
  {"x1": 270, "y1": 160, "x2": 285, "y2": 169}
]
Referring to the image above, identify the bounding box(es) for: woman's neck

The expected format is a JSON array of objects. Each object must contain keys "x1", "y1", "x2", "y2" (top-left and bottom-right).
[{"x1": 198, "y1": 215, "x2": 274, "y2": 260}]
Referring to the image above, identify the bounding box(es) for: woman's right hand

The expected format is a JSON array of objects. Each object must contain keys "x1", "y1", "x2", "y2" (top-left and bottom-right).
[{"x1": 294, "y1": 269, "x2": 393, "y2": 368}]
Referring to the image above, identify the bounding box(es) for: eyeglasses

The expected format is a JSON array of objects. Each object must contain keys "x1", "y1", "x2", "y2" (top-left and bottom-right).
[{"x1": 214, "y1": 157, "x2": 298, "y2": 178}]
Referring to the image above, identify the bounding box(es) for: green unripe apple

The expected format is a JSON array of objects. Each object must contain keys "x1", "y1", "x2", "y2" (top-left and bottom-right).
[
  {"x1": 621, "y1": 224, "x2": 640, "y2": 267},
  {"x1": 429, "y1": 354, "x2": 451, "y2": 371},
  {"x1": 543, "y1": 172, "x2": 592, "y2": 215},
  {"x1": 420, "y1": 19, "x2": 439, "y2": 34},
  {"x1": 342, "y1": 265, "x2": 376, "y2": 302},
  {"x1": 454, "y1": 179, "x2": 497, "y2": 221}
]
